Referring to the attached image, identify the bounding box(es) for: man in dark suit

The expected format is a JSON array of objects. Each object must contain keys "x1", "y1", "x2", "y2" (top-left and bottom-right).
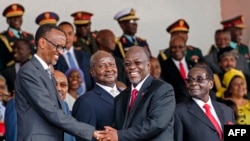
[
  {"x1": 15, "y1": 24, "x2": 102, "y2": 141},
  {"x1": 174, "y1": 64, "x2": 236, "y2": 141},
  {"x1": 0, "y1": 3, "x2": 35, "y2": 72},
  {"x1": 113, "y1": 8, "x2": 152, "y2": 60},
  {"x1": 100, "y1": 46, "x2": 175, "y2": 141},
  {"x1": 71, "y1": 11, "x2": 98, "y2": 55},
  {"x1": 72, "y1": 50, "x2": 120, "y2": 141},
  {"x1": 160, "y1": 35, "x2": 194, "y2": 104},
  {"x1": 54, "y1": 21, "x2": 94, "y2": 92}
]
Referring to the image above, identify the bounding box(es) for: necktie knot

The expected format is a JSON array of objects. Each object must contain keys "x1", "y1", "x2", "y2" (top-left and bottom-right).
[
  {"x1": 132, "y1": 89, "x2": 138, "y2": 97},
  {"x1": 203, "y1": 104, "x2": 210, "y2": 111}
]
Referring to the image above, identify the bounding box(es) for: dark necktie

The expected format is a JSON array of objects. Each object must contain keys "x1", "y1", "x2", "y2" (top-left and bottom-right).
[
  {"x1": 179, "y1": 62, "x2": 186, "y2": 80},
  {"x1": 203, "y1": 104, "x2": 223, "y2": 140},
  {"x1": 129, "y1": 89, "x2": 138, "y2": 112}
]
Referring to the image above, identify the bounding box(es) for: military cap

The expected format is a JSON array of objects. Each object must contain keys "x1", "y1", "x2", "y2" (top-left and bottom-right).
[
  {"x1": 2, "y1": 3, "x2": 25, "y2": 18},
  {"x1": 71, "y1": 11, "x2": 93, "y2": 25},
  {"x1": 114, "y1": 8, "x2": 139, "y2": 22},
  {"x1": 35, "y1": 11, "x2": 59, "y2": 26},
  {"x1": 166, "y1": 19, "x2": 189, "y2": 33},
  {"x1": 221, "y1": 15, "x2": 246, "y2": 29}
]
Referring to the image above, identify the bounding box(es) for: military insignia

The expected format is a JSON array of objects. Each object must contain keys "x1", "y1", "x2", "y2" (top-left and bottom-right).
[
  {"x1": 10, "y1": 42, "x2": 14, "y2": 47},
  {"x1": 191, "y1": 55, "x2": 199, "y2": 63},
  {"x1": 7, "y1": 30, "x2": 14, "y2": 37},
  {"x1": 130, "y1": 9, "x2": 135, "y2": 15},
  {"x1": 179, "y1": 20, "x2": 184, "y2": 27},
  {"x1": 77, "y1": 12, "x2": 82, "y2": 18},
  {"x1": 12, "y1": 4, "x2": 17, "y2": 10},
  {"x1": 122, "y1": 37, "x2": 126, "y2": 44},
  {"x1": 45, "y1": 12, "x2": 50, "y2": 19}
]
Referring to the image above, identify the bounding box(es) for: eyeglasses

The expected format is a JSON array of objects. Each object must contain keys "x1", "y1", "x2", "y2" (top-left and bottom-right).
[
  {"x1": 43, "y1": 37, "x2": 66, "y2": 53},
  {"x1": 124, "y1": 60, "x2": 148, "y2": 67},
  {"x1": 185, "y1": 76, "x2": 210, "y2": 84}
]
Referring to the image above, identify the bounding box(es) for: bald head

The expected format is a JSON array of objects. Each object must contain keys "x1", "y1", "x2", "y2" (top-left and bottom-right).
[
  {"x1": 125, "y1": 46, "x2": 150, "y2": 60},
  {"x1": 96, "y1": 29, "x2": 116, "y2": 53},
  {"x1": 54, "y1": 70, "x2": 68, "y2": 100}
]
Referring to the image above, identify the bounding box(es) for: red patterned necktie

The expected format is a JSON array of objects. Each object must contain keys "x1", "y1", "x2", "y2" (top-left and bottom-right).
[
  {"x1": 129, "y1": 89, "x2": 138, "y2": 112},
  {"x1": 179, "y1": 62, "x2": 186, "y2": 80},
  {"x1": 203, "y1": 104, "x2": 223, "y2": 140}
]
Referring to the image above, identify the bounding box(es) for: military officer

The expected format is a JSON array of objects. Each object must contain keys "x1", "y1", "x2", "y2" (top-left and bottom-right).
[
  {"x1": 220, "y1": 15, "x2": 250, "y2": 69},
  {"x1": 0, "y1": 3, "x2": 35, "y2": 72},
  {"x1": 113, "y1": 7, "x2": 152, "y2": 60},
  {"x1": 158, "y1": 19, "x2": 203, "y2": 66},
  {"x1": 35, "y1": 11, "x2": 59, "y2": 26},
  {"x1": 71, "y1": 11, "x2": 98, "y2": 55}
]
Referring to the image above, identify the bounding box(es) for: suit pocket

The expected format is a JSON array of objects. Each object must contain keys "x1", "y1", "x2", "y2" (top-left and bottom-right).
[{"x1": 31, "y1": 134, "x2": 57, "y2": 141}]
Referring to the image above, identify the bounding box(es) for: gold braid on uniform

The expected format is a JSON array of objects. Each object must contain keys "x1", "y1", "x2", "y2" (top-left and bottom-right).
[
  {"x1": 160, "y1": 50, "x2": 167, "y2": 60},
  {"x1": 0, "y1": 34, "x2": 12, "y2": 52},
  {"x1": 116, "y1": 37, "x2": 125, "y2": 58}
]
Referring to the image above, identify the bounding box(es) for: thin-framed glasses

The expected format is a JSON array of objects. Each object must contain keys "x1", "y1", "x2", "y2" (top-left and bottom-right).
[
  {"x1": 185, "y1": 76, "x2": 210, "y2": 84},
  {"x1": 43, "y1": 37, "x2": 66, "y2": 53}
]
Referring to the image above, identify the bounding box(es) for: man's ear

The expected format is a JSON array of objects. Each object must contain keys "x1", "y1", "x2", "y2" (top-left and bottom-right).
[{"x1": 208, "y1": 80, "x2": 214, "y2": 90}]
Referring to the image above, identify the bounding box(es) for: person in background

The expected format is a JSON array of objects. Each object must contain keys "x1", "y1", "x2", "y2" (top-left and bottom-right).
[
  {"x1": 217, "y1": 69, "x2": 250, "y2": 125},
  {"x1": 100, "y1": 46, "x2": 175, "y2": 141},
  {"x1": 0, "y1": 75, "x2": 8, "y2": 140},
  {"x1": 158, "y1": 19, "x2": 203, "y2": 66},
  {"x1": 54, "y1": 70, "x2": 76, "y2": 141},
  {"x1": 1, "y1": 39, "x2": 32, "y2": 94},
  {"x1": 14, "y1": 24, "x2": 102, "y2": 141},
  {"x1": 71, "y1": 11, "x2": 98, "y2": 55},
  {"x1": 55, "y1": 21, "x2": 94, "y2": 94},
  {"x1": 221, "y1": 15, "x2": 250, "y2": 69},
  {"x1": 65, "y1": 68, "x2": 85, "y2": 111},
  {"x1": 149, "y1": 56, "x2": 162, "y2": 79},
  {"x1": 174, "y1": 64, "x2": 235, "y2": 141},
  {"x1": 35, "y1": 11, "x2": 59, "y2": 26},
  {"x1": 96, "y1": 29, "x2": 128, "y2": 86},
  {"x1": 113, "y1": 8, "x2": 152, "y2": 60},
  {"x1": 0, "y1": 3, "x2": 35, "y2": 72},
  {"x1": 72, "y1": 50, "x2": 120, "y2": 141}
]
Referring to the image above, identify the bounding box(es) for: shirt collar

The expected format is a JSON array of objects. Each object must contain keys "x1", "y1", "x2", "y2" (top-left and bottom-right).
[
  {"x1": 131, "y1": 74, "x2": 150, "y2": 91},
  {"x1": 34, "y1": 54, "x2": 50, "y2": 70},
  {"x1": 9, "y1": 27, "x2": 21, "y2": 38}
]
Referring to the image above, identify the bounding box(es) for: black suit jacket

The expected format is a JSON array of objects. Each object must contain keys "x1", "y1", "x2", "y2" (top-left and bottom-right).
[
  {"x1": 160, "y1": 58, "x2": 194, "y2": 104},
  {"x1": 54, "y1": 50, "x2": 94, "y2": 90},
  {"x1": 114, "y1": 76, "x2": 175, "y2": 141},
  {"x1": 174, "y1": 98, "x2": 236, "y2": 141},
  {"x1": 1, "y1": 65, "x2": 16, "y2": 92}
]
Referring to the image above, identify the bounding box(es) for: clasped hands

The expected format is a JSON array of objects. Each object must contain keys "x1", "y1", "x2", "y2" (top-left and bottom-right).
[{"x1": 94, "y1": 126, "x2": 118, "y2": 141}]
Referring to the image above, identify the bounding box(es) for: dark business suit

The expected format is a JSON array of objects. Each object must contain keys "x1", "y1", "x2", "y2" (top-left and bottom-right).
[
  {"x1": 174, "y1": 98, "x2": 235, "y2": 141},
  {"x1": 54, "y1": 50, "x2": 94, "y2": 90},
  {"x1": 160, "y1": 58, "x2": 194, "y2": 104},
  {"x1": 114, "y1": 76, "x2": 175, "y2": 141},
  {"x1": 72, "y1": 84, "x2": 118, "y2": 141},
  {"x1": 15, "y1": 57, "x2": 95, "y2": 141},
  {"x1": 1, "y1": 65, "x2": 16, "y2": 93}
]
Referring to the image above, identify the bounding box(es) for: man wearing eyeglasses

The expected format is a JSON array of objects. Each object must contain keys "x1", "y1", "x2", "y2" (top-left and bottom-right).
[
  {"x1": 113, "y1": 8, "x2": 152, "y2": 60},
  {"x1": 15, "y1": 24, "x2": 103, "y2": 141},
  {"x1": 174, "y1": 64, "x2": 235, "y2": 141}
]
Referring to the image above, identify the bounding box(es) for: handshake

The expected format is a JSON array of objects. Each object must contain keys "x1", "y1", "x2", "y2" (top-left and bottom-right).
[{"x1": 93, "y1": 126, "x2": 118, "y2": 141}]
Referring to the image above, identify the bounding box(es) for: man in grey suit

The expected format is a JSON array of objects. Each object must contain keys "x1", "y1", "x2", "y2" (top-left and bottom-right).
[
  {"x1": 99, "y1": 46, "x2": 176, "y2": 141},
  {"x1": 15, "y1": 24, "x2": 101, "y2": 141}
]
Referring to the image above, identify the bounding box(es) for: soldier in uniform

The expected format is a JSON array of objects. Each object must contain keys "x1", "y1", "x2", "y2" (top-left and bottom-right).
[
  {"x1": 0, "y1": 3, "x2": 35, "y2": 72},
  {"x1": 220, "y1": 15, "x2": 250, "y2": 69},
  {"x1": 113, "y1": 8, "x2": 152, "y2": 60},
  {"x1": 71, "y1": 11, "x2": 98, "y2": 55},
  {"x1": 35, "y1": 11, "x2": 59, "y2": 26},
  {"x1": 158, "y1": 19, "x2": 203, "y2": 66}
]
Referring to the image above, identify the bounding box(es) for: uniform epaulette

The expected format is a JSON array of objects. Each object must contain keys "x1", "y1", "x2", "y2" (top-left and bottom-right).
[
  {"x1": 115, "y1": 37, "x2": 125, "y2": 58},
  {"x1": 115, "y1": 37, "x2": 120, "y2": 42},
  {"x1": 0, "y1": 34, "x2": 12, "y2": 52},
  {"x1": 159, "y1": 50, "x2": 167, "y2": 60}
]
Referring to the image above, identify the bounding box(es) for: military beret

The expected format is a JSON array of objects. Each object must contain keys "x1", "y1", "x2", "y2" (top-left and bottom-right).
[{"x1": 2, "y1": 3, "x2": 25, "y2": 18}]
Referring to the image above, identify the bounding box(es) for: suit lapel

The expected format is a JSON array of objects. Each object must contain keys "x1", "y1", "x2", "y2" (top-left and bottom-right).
[
  {"x1": 122, "y1": 87, "x2": 132, "y2": 129},
  {"x1": 187, "y1": 99, "x2": 218, "y2": 131},
  {"x1": 125, "y1": 76, "x2": 153, "y2": 127},
  {"x1": 212, "y1": 101, "x2": 225, "y2": 130},
  {"x1": 168, "y1": 59, "x2": 185, "y2": 82},
  {"x1": 93, "y1": 84, "x2": 114, "y2": 106}
]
